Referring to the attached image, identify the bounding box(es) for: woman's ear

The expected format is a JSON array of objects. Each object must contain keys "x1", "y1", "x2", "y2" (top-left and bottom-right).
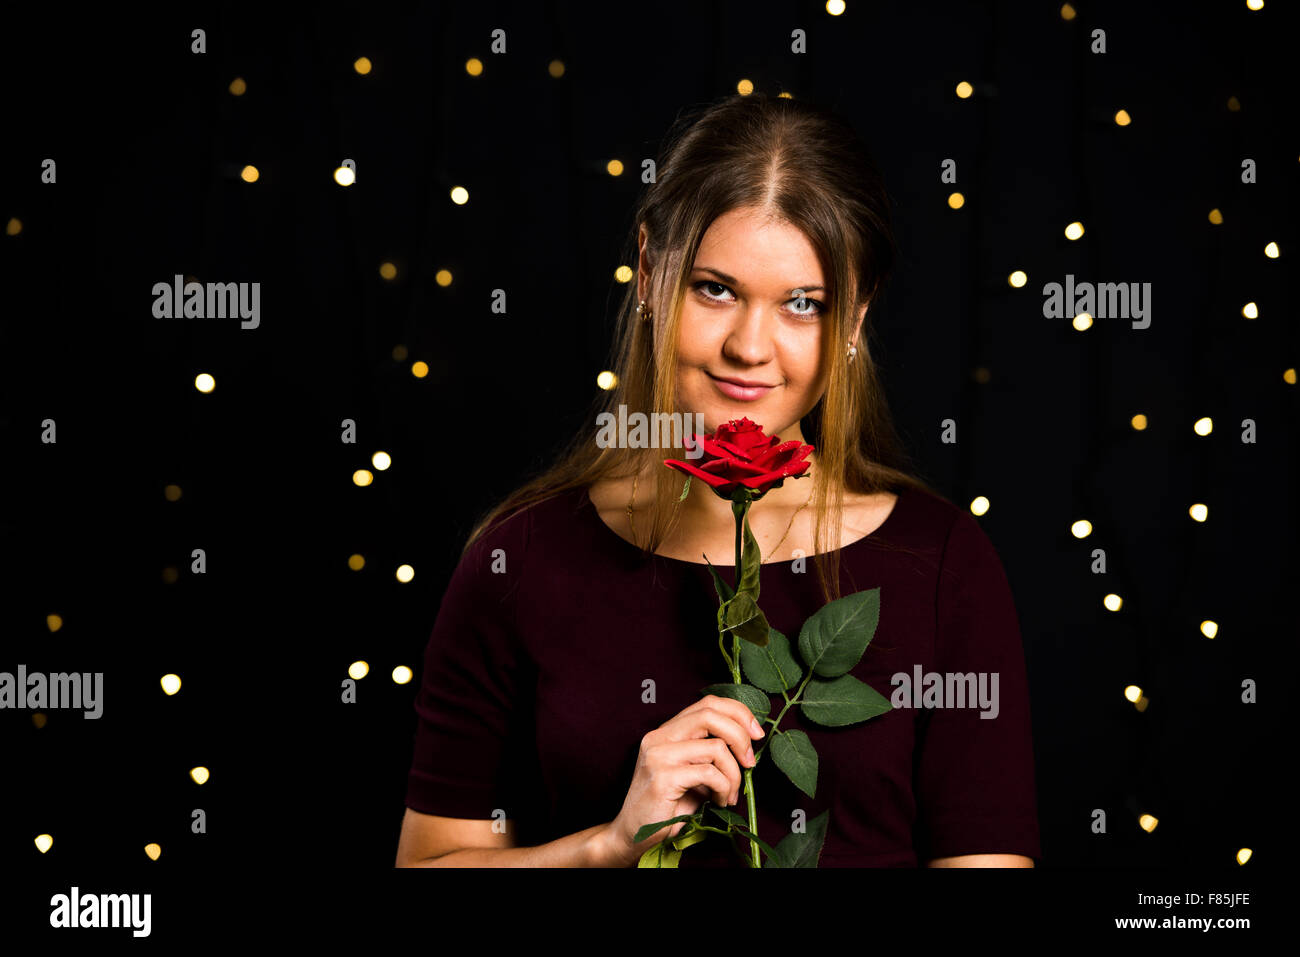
[{"x1": 637, "y1": 224, "x2": 652, "y2": 303}]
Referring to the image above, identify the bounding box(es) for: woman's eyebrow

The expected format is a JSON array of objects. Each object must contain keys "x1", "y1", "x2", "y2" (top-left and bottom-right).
[{"x1": 692, "y1": 265, "x2": 824, "y2": 295}]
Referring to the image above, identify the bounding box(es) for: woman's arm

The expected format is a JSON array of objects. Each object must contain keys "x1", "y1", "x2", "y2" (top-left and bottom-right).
[{"x1": 927, "y1": 854, "x2": 1034, "y2": 867}]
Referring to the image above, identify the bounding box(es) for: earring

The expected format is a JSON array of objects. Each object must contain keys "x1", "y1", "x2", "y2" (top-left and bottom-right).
[
  {"x1": 846, "y1": 342, "x2": 858, "y2": 361},
  {"x1": 637, "y1": 300, "x2": 653, "y2": 322}
]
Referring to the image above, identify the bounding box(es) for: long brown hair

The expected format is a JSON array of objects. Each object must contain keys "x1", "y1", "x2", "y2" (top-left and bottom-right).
[{"x1": 463, "y1": 92, "x2": 939, "y2": 603}]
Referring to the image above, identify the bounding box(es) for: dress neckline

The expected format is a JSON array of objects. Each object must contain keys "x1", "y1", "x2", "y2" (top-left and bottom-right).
[{"x1": 580, "y1": 484, "x2": 909, "y2": 568}]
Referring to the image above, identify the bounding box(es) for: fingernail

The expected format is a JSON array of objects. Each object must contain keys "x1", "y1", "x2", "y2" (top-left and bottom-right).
[{"x1": 751, "y1": 719, "x2": 764, "y2": 737}]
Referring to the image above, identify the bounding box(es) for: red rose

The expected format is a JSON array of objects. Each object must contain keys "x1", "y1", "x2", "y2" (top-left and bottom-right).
[{"x1": 664, "y1": 417, "x2": 814, "y2": 499}]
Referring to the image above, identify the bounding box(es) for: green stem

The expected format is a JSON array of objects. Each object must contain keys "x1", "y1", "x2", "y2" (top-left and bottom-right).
[
  {"x1": 733, "y1": 504, "x2": 762, "y2": 870},
  {"x1": 752, "y1": 669, "x2": 815, "y2": 765}
]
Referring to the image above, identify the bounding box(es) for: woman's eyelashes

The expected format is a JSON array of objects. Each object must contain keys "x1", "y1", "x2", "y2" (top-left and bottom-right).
[{"x1": 691, "y1": 280, "x2": 824, "y2": 320}]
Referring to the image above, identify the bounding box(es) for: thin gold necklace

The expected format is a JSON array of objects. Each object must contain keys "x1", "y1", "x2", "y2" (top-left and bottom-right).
[{"x1": 628, "y1": 473, "x2": 814, "y2": 559}]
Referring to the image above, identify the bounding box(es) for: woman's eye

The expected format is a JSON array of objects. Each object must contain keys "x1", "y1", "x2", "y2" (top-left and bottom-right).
[
  {"x1": 789, "y1": 296, "x2": 825, "y2": 318},
  {"x1": 694, "y1": 281, "x2": 733, "y2": 302},
  {"x1": 692, "y1": 281, "x2": 824, "y2": 319}
]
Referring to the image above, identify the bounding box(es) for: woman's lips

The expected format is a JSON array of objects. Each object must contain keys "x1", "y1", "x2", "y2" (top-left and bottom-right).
[{"x1": 708, "y1": 373, "x2": 775, "y2": 401}]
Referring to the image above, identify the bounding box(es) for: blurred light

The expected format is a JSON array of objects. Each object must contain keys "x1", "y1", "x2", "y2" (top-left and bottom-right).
[
  {"x1": 347, "y1": 553, "x2": 365, "y2": 571},
  {"x1": 392, "y1": 665, "x2": 414, "y2": 684},
  {"x1": 947, "y1": 192, "x2": 965, "y2": 209},
  {"x1": 465, "y1": 58, "x2": 483, "y2": 76},
  {"x1": 596, "y1": 371, "x2": 618, "y2": 390},
  {"x1": 1124, "y1": 685, "x2": 1142, "y2": 703},
  {"x1": 144, "y1": 844, "x2": 161, "y2": 861},
  {"x1": 1072, "y1": 312, "x2": 1093, "y2": 331},
  {"x1": 1138, "y1": 814, "x2": 1158, "y2": 833},
  {"x1": 348, "y1": 661, "x2": 369, "y2": 680},
  {"x1": 5, "y1": 218, "x2": 21, "y2": 236},
  {"x1": 194, "y1": 373, "x2": 215, "y2": 393},
  {"x1": 547, "y1": 60, "x2": 565, "y2": 78},
  {"x1": 161, "y1": 674, "x2": 181, "y2": 695},
  {"x1": 396, "y1": 564, "x2": 415, "y2": 583},
  {"x1": 161, "y1": 566, "x2": 180, "y2": 584},
  {"x1": 1227, "y1": 96, "x2": 1241, "y2": 111},
  {"x1": 1060, "y1": 3, "x2": 1077, "y2": 19},
  {"x1": 379, "y1": 262, "x2": 397, "y2": 280},
  {"x1": 372, "y1": 451, "x2": 391, "y2": 470},
  {"x1": 1264, "y1": 241, "x2": 1279, "y2": 258},
  {"x1": 1189, "y1": 503, "x2": 1208, "y2": 522},
  {"x1": 1242, "y1": 302, "x2": 1258, "y2": 319},
  {"x1": 32, "y1": 713, "x2": 47, "y2": 728},
  {"x1": 190, "y1": 767, "x2": 210, "y2": 785},
  {"x1": 1193, "y1": 417, "x2": 1213, "y2": 436},
  {"x1": 1064, "y1": 221, "x2": 1084, "y2": 240},
  {"x1": 969, "y1": 496, "x2": 990, "y2": 516},
  {"x1": 164, "y1": 484, "x2": 182, "y2": 502},
  {"x1": 228, "y1": 77, "x2": 247, "y2": 96},
  {"x1": 1131, "y1": 414, "x2": 1148, "y2": 430},
  {"x1": 1114, "y1": 109, "x2": 1132, "y2": 126},
  {"x1": 392, "y1": 344, "x2": 408, "y2": 361},
  {"x1": 353, "y1": 57, "x2": 372, "y2": 75},
  {"x1": 614, "y1": 265, "x2": 634, "y2": 283},
  {"x1": 1247, "y1": 0, "x2": 1264, "y2": 9},
  {"x1": 1071, "y1": 520, "x2": 1092, "y2": 539},
  {"x1": 1208, "y1": 208, "x2": 1223, "y2": 225},
  {"x1": 435, "y1": 269, "x2": 452, "y2": 286},
  {"x1": 826, "y1": 0, "x2": 846, "y2": 14},
  {"x1": 737, "y1": 79, "x2": 754, "y2": 95},
  {"x1": 411, "y1": 361, "x2": 429, "y2": 378},
  {"x1": 955, "y1": 81, "x2": 973, "y2": 99},
  {"x1": 778, "y1": 92, "x2": 793, "y2": 99},
  {"x1": 450, "y1": 186, "x2": 469, "y2": 205},
  {"x1": 972, "y1": 367, "x2": 991, "y2": 384},
  {"x1": 1237, "y1": 848, "x2": 1252, "y2": 864},
  {"x1": 352, "y1": 470, "x2": 374, "y2": 487},
  {"x1": 1285, "y1": 368, "x2": 1297, "y2": 384},
  {"x1": 35, "y1": 834, "x2": 53, "y2": 854},
  {"x1": 334, "y1": 166, "x2": 355, "y2": 186},
  {"x1": 1134, "y1": 695, "x2": 1149, "y2": 712},
  {"x1": 1008, "y1": 270, "x2": 1027, "y2": 288},
  {"x1": 1104, "y1": 594, "x2": 1123, "y2": 612},
  {"x1": 606, "y1": 159, "x2": 624, "y2": 176},
  {"x1": 240, "y1": 165, "x2": 259, "y2": 183},
  {"x1": 1200, "y1": 620, "x2": 1218, "y2": 639},
  {"x1": 47, "y1": 615, "x2": 62, "y2": 632}
]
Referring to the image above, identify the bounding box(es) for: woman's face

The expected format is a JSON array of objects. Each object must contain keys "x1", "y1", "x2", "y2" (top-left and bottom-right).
[{"x1": 642, "y1": 206, "x2": 856, "y2": 438}]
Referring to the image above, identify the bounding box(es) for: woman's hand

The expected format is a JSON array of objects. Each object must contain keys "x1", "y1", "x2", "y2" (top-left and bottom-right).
[{"x1": 600, "y1": 694, "x2": 765, "y2": 867}]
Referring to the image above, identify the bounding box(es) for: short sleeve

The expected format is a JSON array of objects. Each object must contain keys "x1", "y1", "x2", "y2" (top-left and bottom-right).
[
  {"x1": 914, "y1": 511, "x2": 1041, "y2": 863},
  {"x1": 404, "y1": 510, "x2": 536, "y2": 821}
]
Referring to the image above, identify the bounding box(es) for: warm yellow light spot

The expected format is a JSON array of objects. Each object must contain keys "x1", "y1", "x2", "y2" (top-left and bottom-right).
[
  {"x1": 1072, "y1": 312, "x2": 1093, "y2": 331},
  {"x1": 396, "y1": 564, "x2": 415, "y2": 583},
  {"x1": 547, "y1": 60, "x2": 565, "y2": 78},
  {"x1": 1060, "y1": 2, "x2": 1077, "y2": 19},
  {"x1": 32, "y1": 713, "x2": 47, "y2": 728},
  {"x1": 1064, "y1": 221, "x2": 1084, "y2": 240},
  {"x1": 1188, "y1": 503, "x2": 1208, "y2": 522},
  {"x1": 1227, "y1": 96, "x2": 1241, "y2": 111},
  {"x1": 353, "y1": 56, "x2": 372, "y2": 75},
  {"x1": 411, "y1": 361, "x2": 429, "y2": 378},
  {"x1": 144, "y1": 844, "x2": 162, "y2": 861},
  {"x1": 614, "y1": 265, "x2": 634, "y2": 283},
  {"x1": 347, "y1": 553, "x2": 365, "y2": 571},
  {"x1": 737, "y1": 79, "x2": 754, "y2": 95},
  {"x1": 47, "y1": 614, "x2": 62, "y2": 632},
  {"x1": 969, "y1": 496, "x2": 990, "y2": 517},
  {"x1": 348, "y1": 661, "x2": 369, "y2": 680},
  {"x1": 161, "y1": 566, "x2": 179, "y2": 584},
  {"x1": 1237, "y1": 848, "x2": 1252, "y2": 864},
  {"x1": 1208, "y1": 208, "x2": 1223, "y2": 225},
  {"x1": 1124, "y1": 685, "x2": 1142, "y2": 703},
  {"x1": 450, "y1": 186, "x2": 469, "y2": 205},
  {"x1": 777, "y1": 91, "x2": 793, "y2": 99},
  {"x1": 1008, "y1": 270, "x2": 1027, "y2": 288},
  {"x1": 1241, "y1": 301, "x2": 1257, "y2": 319},
  {"x1": 1138, "y1": 814, "x2": 1158, "y2": 833},
  {"x1": 334, "y1": 166, "x2": 355, "y2": 186},
  {"x1": 240, "y1": 165, "x2": 259, "y2": 183},
  {"x1": 5, "y1": 217, "x2": 21, "y2": 236},
  {"x1": 1264, "y1": 241, "x2": 1279, "y2": 258},
  {"x1": 1193, "y1": 417, "x2": 1213, "y2": 436},
  {"x1": 1131, "y1": 414, "x2": 1147, "y2": 430},
  {"x1": 35, "y1": 834, "x2": 53, "y2": 854},
  {"x1": 1071, "y1": 520, "x2": 1092, "y2": 539},
  {"x1": 1104, "y1": 594, "x2": 1123, "y2": 612},
  {"x1": 466, "y1": 58, "x2": 483, "y2": 77},
  {"x1": 947, "y1": 192, "x2": 965, "y2": 209},
  {"x1": 596, "y1": 371, "x2": 617, "y2": 390},
  {"x1": 392, "y1": 665, "x2": 414, "y2": 684},
  {"x1": 435, "y1": 269, "x2": 453, "y2": 287},
  {"x1": 1200, "y1": 620, "x2": 1218, "y2": 639},
  {"x1": 1247, "y1": 0, "x2": 1264, "y2": 9},
  {"x1": 194, "y1": 373, "x2": 215, "y2": 393},
  {"x1": 379, "y1": 262, "x2": 397, "y2": 280},
  {"x1": 392, "y1": 344, "x2": 408, "y2": 361},
  {"x1": 826, "y1": 0, "x2": 847, "y2": 14},
  {"x1": 228, "y1": 77, "x2": 246, "y2": 96},
  {"x1": 1134, "y1": 695, "x2": 1149, "y2": 712},
  {"x1": 164, "y1": 484, "x2": 183, "y2": 502},
  {"x1": 161, "y1": 674, "x2": 182, "y2": 695},
  {"x1": 606, "y1": 159, "x2": 624, "y2": 176},
  {"x1": 371, "y1": 451, "x2": 391, "y2": 471},
  {"x1": 1114, "y1": 109, "x2": 1131, "y2": 126},
  {"x1": 1284, "y1": 368, "x2": 1297, "y2": 384},
  {"x1": 190, "y1": 767, "x2": 210, "y2": 785},
  {"x1": 955, "y1": 81, "x2": 974, "y2": 99},
  {"x1": 352, "y1": 469, "x2": 374, "y2": 487},
  {"x1": 972, "y1": 367, "x2": 991, "y2": 384}
]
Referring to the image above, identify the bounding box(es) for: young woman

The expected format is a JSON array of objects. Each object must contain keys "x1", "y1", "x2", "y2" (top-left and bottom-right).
[{"x1": 395, "y1": 93, "x2": 1040, "y2": 868}]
